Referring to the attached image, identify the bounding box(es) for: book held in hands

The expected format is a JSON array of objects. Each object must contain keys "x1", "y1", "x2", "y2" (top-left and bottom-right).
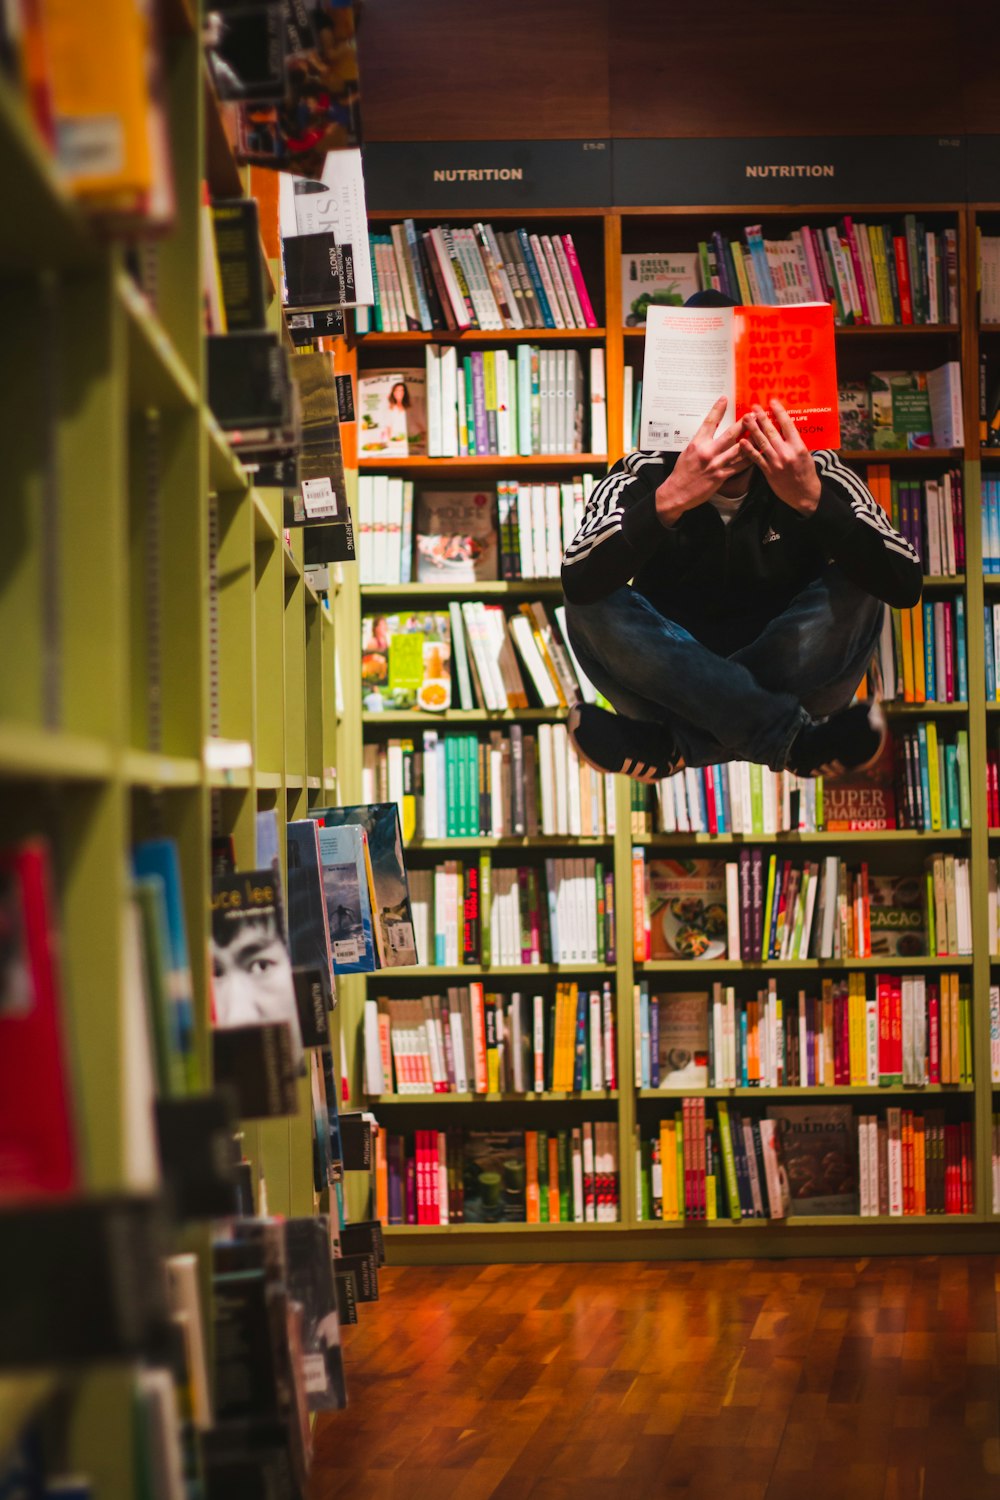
[{"x1": 639, "y1": 302, "x2": 839, "y2": 453}]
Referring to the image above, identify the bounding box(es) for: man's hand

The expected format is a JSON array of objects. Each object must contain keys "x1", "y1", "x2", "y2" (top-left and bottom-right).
[
  {"x1": 740, "y1": 400, "x2": 821, "y2": 514},
  {"x1": 655, "y1": 396, "x2": 750, "y2": 527}
]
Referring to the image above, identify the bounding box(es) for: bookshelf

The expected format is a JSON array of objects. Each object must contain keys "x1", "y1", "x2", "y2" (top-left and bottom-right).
[
  {"x1": 334, "y1": 195, "x2": 1000, "y2": 1263},
  {"x1": 0, "y1": 15, "x2": 338, "y2": 1493}
]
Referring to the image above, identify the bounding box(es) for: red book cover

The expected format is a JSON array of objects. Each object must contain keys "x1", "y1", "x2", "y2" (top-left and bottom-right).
[
  {"x1": 902, "y1": 1110, "x2": 912, "y2": 1216},
  {"x1": 414, "y1": 1131, "x2": 423, "y2": 1224},
  {"x1": 0, "y1": 841, "x2": 79, "y2": 1201},
  {"x1": 947, "y1": 1128, "x2": 959, "y2": 1218},
  {"x1": 877, "y1": 974, "x2": 891, "y2": 1084},
  {"x1": 991, "y1": 759, "x2": 999, "y2": 828},
  {"x1": 703, "y1": 766, "x2": 718, "y2": 836},
  {"x1": 893, "y1": 236, "x2": 915, "y2": 324},
  {"x1": 891, "y1": 977, "x2": 903, "y2": 1083},
  {"x1": 463, "y1": 862, "x2": 479, "y2": 965},
  {"x1": 835, "y1": 987, "x2": 850, "y2": 1086},
  {"x1": 961, "y1": 1120, "x2": 973, "y2": 1214},
  {"x1": 943, "y1": 603, "x2": 955, "y2": 702},
  {"x1": 928, "y1": 984, "x2": 940, "y2": 1083}
]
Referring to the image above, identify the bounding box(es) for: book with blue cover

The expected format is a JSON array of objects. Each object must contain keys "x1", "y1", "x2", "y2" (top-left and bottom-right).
[
  {"x1": 311, "y1": 805, "x2": 417, "y2": 968},
  {"x1": 132, "y1": 838, "x2": 201, "y2": 1092},
  {"x1": 313, "y1": 822, "x2": 377, "y2": 974}
]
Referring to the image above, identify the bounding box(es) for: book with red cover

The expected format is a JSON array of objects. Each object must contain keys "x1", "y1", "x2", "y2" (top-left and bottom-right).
[
  {"x1": 0, "y1": 840, "x2": 79, "y2": 1199},
  {"x1": 640, "y1": 302, "x2": 840, "y2": 452},
  {"x1": 822, "y1": 736, "x2": 897, "y2": 831}
]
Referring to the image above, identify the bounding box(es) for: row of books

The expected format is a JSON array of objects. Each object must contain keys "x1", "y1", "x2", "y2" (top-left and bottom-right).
[
  {"x1": 636, "y1": 1102, "x2": 973, "y2": 1221},
  {"x1": 637, "y1": 1100, "x2": 786, "y2": 1221},
  {"x1": 632, "y1": 852, "x2": 971, "y2": 963},
  {"x1": 839, "y1": 366, "x2": 965, "y2": 450},
  {"x1": 407, "y1": 857, "x2": 616, "y2": 968},
  {"x1": 364, "y1": 726, "x2": 616, "y2": 842},
  {"x1": 363, "y1": 981, "x2": 618, "y2": 1097},
  {"x1": 634, "y1": 973, "x2": 971, "y2": 1092},
  {"x1": 875, "y1": 596, "x2": 968, "y2": 704},
  {"x1": 363, "y1": 221, "x2": 599, "y2": 333},
  {"x1": 355, "y1": 472, "x2": 596, "y2": 585},
  {"x1": 423, "y1": 343, "x2": 606, "y2": 457},
  {"x1": 866, "y1": 464, "x2": 965, "y2": 574},
  {"x1": 361, "y1": 601, "x2": 593, "y2": 716},
  {"x1": 624, "y1": 219, "x2": 958, "y2": 329},
  {"x1": 894, "y1": 725, "x2": 971, "y2": 831},
  {"x1": 856, "y1": 1110, "x2": 972, "y2": 1216},
  {"x1": 629, "y1": 724, "x2": 969, "y2": 836},
  {"x1": 375, "y1": 1125, "x2": 620, "y2": 1225}
]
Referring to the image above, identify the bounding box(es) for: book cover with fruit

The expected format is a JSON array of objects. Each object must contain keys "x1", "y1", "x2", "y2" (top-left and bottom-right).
[
  {"x1": 647, "y1": 859, "x2": 727, "y2": 961},
  {"x1": 414, "y1": 488, "x2": 498, "y2": 584},
  {"x1": 361, "y1": 611, "x2": 451, "y2": 712}
]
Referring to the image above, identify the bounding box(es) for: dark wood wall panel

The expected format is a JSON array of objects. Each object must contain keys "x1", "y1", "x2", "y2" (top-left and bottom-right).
[
  {"x1": 359, "y1": 0, "x2": 995, "y2": 143},
  {"x1": 959, "y1": 0, "x2": 1000, "y2": 132},
  {"x1": 358, "y1": 0, "x2": 611, "y2": 142},
  {"x1": 608, "y1": 0, "x2": 964, "y2": 138}
]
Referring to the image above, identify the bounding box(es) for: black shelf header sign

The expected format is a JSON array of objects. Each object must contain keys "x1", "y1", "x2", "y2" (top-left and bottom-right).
[
  {"x1": 967, "y1": 136, "x2": 1000, "y2": 202},
  {"x1": 362, "y1": 140, "x2": 613, "y2": 210},
  {"x1": 363, "y1": 136, "x2": 981, "y2": 212},
  {"x1": 613, "y1": 136, "x2": 968, "y2": 207}
]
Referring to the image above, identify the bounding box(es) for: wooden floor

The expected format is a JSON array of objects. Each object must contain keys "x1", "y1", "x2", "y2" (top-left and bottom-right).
[{"x1": 310, "y1": 1257, "x2": 1000, "y2": 1500}]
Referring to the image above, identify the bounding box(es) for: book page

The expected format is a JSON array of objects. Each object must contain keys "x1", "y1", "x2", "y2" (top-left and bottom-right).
[
  {"x1": 733, "y1": 304, "x2": 840, "y2": 450},
  {"x1": 638, "y1": 306, "x2": 735, "y2": 452}
]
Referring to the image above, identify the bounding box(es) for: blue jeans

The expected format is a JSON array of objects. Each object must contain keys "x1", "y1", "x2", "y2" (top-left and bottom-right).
[{"x1": 565, "y1": 568, "x2": 884, "y2": 771}]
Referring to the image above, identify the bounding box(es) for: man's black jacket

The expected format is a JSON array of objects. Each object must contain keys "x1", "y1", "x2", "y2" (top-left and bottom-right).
[{"x1": 561, "y1": 448, "x2": 923, "y2": 656}]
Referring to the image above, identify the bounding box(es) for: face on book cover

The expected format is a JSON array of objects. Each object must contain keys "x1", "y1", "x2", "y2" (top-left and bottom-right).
[{"x1": 212, "y1": 911, "x2": 303, "y2": 1068}]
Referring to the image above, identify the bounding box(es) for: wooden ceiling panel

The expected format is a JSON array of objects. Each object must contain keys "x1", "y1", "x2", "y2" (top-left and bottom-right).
[
  {"x1": 609, "y1": 0, "x2": 965, "y2": 138},
  {"x1": 359, "y1": 0, "x2": 611, "y2": 142}
]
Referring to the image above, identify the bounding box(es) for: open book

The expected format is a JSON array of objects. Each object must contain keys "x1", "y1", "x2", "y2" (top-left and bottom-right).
[{"x1": 639, "y1": 302, "x2": 839, "y2": 452}]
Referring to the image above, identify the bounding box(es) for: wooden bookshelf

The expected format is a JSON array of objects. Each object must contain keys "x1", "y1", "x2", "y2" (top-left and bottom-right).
[
  {"x1": 334, "y1": 193, "x2": 1000, "y2": 1260},
  {"x1": 0, "y1": 44, "x2": 337, "y2": 1492}
]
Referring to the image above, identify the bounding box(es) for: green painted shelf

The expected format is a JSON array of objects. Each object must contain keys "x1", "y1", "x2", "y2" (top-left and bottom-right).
[
  {"x1": 638, "y1": 956, "x2": 973, "y2": 971},
  {"x1": 373, "y1": 1090, "x2": 618, "y2": 1104},
  {"x1": 637, "y1": 1085, "x2": 974, "y2": 1098}
]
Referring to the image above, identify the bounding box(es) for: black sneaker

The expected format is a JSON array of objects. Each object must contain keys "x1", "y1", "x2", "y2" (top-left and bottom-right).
[
  {"x1": 567, "y1": 703, "x2": 679, "y2": 783},
  {"x1": 787, "y1": 701, "x2": 888, "y2": 778}
]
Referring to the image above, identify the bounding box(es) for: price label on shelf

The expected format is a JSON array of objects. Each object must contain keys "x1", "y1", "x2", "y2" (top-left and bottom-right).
[{"x1": 302, "y1": 476, "x2": 340, "y2": 518}]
